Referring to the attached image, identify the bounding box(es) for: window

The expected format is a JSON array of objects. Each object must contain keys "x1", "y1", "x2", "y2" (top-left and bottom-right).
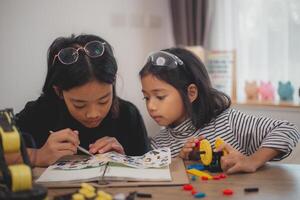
[{"x1": 205, "y1": 0, "x2": 300, "y2": 104}]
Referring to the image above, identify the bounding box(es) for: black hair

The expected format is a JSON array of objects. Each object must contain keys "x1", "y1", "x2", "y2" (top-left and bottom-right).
[
  {"x1": 43, "y1": 34, "x2": 119, "y2": 116},
  {"x1": 139, "y1": 48, "x2": 231, "y2": 129}
]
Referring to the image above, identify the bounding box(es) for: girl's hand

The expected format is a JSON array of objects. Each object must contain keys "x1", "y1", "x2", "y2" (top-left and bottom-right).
[
  {"x1": 179, "y1": 137, "x2": 203, "y2": 160},
  {"x1": 34, "y1": 128, "x2": 80, "y2": 166},
  {"x1": 216, "y1": 143, "x2": 259, "y2": 174},
  {"x1": 89, "y1": 136, "x2": 125, "y2": 154}
]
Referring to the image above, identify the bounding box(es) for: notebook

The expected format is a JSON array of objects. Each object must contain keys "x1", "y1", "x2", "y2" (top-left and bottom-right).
[{"x1": 36, "y1": 148, "x2": 172, "y2": 184}]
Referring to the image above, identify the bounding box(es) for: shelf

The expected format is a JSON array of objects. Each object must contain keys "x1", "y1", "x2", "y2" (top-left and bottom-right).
[{"x1": 232, "y1": 100, "x2": 300, "y2": 111}]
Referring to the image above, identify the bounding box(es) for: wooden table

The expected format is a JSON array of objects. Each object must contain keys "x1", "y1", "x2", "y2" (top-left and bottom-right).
[{"x1": 46, "y1": 162, "x2": 300, "y2": 200}]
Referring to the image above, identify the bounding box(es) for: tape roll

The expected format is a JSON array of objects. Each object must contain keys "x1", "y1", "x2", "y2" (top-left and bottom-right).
[
  {"x1": 0, "y1": 126, "x2": 21, "y2": 153},
  {"x1": 8, "y1": 164, "x2": 32, "y2": 192},
  {"x1": 199, "y1": 139, "x2": 212, "y2": 165}
]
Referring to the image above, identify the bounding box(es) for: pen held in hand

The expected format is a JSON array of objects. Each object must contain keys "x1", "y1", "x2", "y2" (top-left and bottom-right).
[
  {"x1": 77, "y1": 145, "x2": 95, "y2": 158},
  {"x1": 49, "y1": 130, "x2": 95, "y2": 158}
]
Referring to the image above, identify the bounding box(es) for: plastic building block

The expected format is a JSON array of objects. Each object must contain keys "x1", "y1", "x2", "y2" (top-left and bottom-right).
[
  {"x1": 195, "y1": 140, "x2": 200, "y2": 148},
  {"x1": 191, "y1": 190, "x2": 197, "y2": 195},
  {"x1": 187, "y1": 163, "x2": 205, "y2": 171},
  {"x1": 244, "y1": 187, "x2": 259, "y2": 192},
  {"x1": 194, "y1": 192, "x2": 206, "y2": 198},
  {"x1": 219, "y1": 173, "x2": 227, "y2": 179},
  {"x1": 79, "y1": 188, "x2": 96, "y2": 198},
  {"x1": 191, "y1": 176, "x2": 197, "y2": 181},
  {"x1": 97, "y1": 190, "x2": 112, "y2": 200},
  {"x1": 72, "y1": 193, "x2": 85, "y2": 200},
  {"x1": 199, "y1": 139, "x2": 213, "y2": 165},
  {"x1": 183, "y1": 184, "x2": 193, "y2": 191},
  {"x1": 136, "y1": 193, "x2": 152, "y2": 198},
  {"x1": 213, "y1": 175, "x2": 221, "y2": 180},
  {"x1": 223, "y1": 189, "x2": 233, "y2": 195},
  {"x1": 81, "y1": 183, "x2": 95, "y2": 192},
  {"x1": 114, "y1": 193, "x2": 126, "y2": 200},
  {"x1": 187, "y1": 169, "x2": 213, "y2": 180}
]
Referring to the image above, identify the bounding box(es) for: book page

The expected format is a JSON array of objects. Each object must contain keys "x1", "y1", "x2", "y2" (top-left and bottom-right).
[
  {"x1": 36, "y1": 148, "x2": 172, "y2": 183},
  {"x1": 101, "y1": 147, "x2": 171, "y2": 168},
  {"x1": 36, "y1": 164, "x2": 105, "y2": 183},
  {"x1": 104, "y1": 163, "x2": 172, "y2": 182}
]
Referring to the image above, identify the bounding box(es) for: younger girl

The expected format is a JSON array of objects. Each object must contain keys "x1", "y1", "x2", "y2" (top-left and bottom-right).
[
  {"x1": 139, "y1": 48, "x2": 300, "y2": 174},
  {"x1": 14, "y1": 34, "x2": 149, "y2": 166}
]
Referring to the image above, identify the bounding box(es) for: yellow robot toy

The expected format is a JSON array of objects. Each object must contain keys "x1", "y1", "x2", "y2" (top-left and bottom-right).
[{"x1": 0, "y1": 109, "x2": 47, "y2": 200}]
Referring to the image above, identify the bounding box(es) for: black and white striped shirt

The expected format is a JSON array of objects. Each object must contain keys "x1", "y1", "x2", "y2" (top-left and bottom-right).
[{"x1": 151, "y1": 109, "x2": 300, "y2": 160}]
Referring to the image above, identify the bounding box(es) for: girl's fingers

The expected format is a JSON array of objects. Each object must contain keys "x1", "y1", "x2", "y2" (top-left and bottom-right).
[
  {"x1": 187, "y1": 137, "x2": 200, "y2": 143},
  {"x1": 215, "y1": 143, "x2": 225, "y2": 152},
  {"x1": 111, "y1": 143, "x2": 125, "y2": 154},
  {"x1": 221, "y1": 156, "x2": 236, "y2": 172},
  {"x1": 197, "y1": 135, "x2": 205, "y2": 140},
  {"x1": 182, "y1": 147, "x2": 193, "y2": 153},
  {"x1": 184, "y1": 142, "x2": 196, "y2": 148},
  {"x1": 215, "y1": 143, "x2": 234, "y2": 153},
  {"x1": 56, "y1": 142, "x2": 77, "y2": 153},
  {"x1": 90, "y1": 137, "x2": 123, "y2": 154},
  {"x1": 184, "y1": 137, "x2": 201, "y2": 148},
  {"x1": 226, "y1": 164, "x2": 240, "y2": 174},
  {"x1": 179, "y1": 150, "x2": 189, "y2": 159},
  {"x1": 187, "y1": 137, "x2": 195, "y2": 142},
  {"x1": 89, "y1": 137, "x2": 111, "y2": 153},
  {"x1": 58, "y1": 149, "x2": 76, "y2": 158},
  {"x1": 51, "y1": 129, "x2": 80, "y2": 146},
  {"x1": 97, "y1": 143, "x2": 117, "y2": 154}
]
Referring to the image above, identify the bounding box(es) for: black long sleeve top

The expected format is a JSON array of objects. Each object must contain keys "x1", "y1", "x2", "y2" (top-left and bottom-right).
[{"x1": 16, "y1": 95, "x2": 150, "y2": 156}]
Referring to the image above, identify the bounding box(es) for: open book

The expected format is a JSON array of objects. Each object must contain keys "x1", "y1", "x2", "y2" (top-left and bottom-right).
[{"x1": 36, "y1": 148, "x2": 172, "y2": 184}]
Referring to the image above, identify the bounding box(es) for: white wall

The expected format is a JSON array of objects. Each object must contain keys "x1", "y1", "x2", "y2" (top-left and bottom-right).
[
  {"x1": 0, "y1": 0, "x2": 174, "y2": 136},
  {"x1": 1, "y1": 0, "x2": 299, "y2": 164}
]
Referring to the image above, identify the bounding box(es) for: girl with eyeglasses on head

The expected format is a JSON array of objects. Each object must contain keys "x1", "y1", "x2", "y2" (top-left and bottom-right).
[
  {"x1": 140, "y1": 48, "x2": 300, "y2": 174},
  {"x1": 13, "y1": 34, "x2": 149, "y2": 166}
]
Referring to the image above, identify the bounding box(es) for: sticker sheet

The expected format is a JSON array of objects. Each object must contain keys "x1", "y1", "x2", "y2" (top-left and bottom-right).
[
  {"x1": 53, "y1": 148, "x2": 171, "y2": 170},
  {"x1": 104, "y1": 147, "x2": 171, "y2": 168}
]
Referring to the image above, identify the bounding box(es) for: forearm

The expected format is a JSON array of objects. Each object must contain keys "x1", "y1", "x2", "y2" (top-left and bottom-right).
[
  {"x1": 249, "y1": 147, "x2": 281, "y2": 170},
  {"x1": 229, "y1": 109, "x2": 300, "y2": 160},
  {"x1": 4, "y1": 152, "x2": 22, "y2": 164},
  {"x1": 3, "y1": 148, "x2": 39, "y2": 166},
  {"x1": 27, "y1": 148, "x2": 41, "y2": 166}
]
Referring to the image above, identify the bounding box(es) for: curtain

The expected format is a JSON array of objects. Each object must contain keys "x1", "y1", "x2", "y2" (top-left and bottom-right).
[
  {"x1": 207, "y1": 0, "x2": 300, "y2": 102},
  {"x1": 170, "y1": 0, "x2": 208, "y2": 46}
]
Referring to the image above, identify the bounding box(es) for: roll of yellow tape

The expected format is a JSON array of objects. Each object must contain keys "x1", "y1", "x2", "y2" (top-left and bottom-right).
[
  {"x1": 0, "y1": 126, "x2": 21, "y2": 153},
  {"x1": 199, "y1": 139, "x2": 212, "y2": 165},
  {"x1": 8, "y1": 164, "x2": 32, "y2": 192}
]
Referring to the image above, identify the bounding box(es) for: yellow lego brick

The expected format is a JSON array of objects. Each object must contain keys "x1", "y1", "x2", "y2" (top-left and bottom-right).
[{"x1": 186, "y1": 169, "x2": 213, "y2": 180}]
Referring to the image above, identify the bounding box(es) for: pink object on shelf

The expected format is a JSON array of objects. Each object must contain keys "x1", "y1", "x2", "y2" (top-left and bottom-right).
[{"x1": 259, "y1": 81, "x2": 275, "y2": 101}]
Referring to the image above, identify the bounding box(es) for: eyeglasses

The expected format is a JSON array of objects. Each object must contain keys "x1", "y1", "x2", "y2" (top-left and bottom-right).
[
  {"x1": 148, "y1": 51, "x2": 184, "y2": 69},
  {"x1": 52, "y1": 40, "x2": 105, "y2": 65}
]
